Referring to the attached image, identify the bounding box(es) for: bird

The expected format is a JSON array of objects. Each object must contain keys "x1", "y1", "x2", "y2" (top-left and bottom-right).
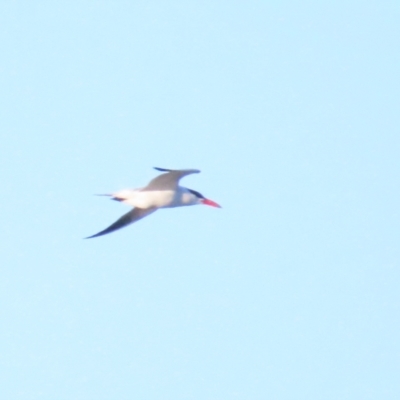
[{"x1": 85, "y1": 167, "x2": 221, "y2": 239}]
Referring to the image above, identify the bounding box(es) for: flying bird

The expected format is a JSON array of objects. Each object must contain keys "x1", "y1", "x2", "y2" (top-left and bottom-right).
[{"x1": 86, "y1": 167, "x2": 221, "y2": 239}]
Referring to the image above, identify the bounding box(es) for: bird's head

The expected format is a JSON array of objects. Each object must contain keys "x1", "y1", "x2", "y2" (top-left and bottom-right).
[{"x1": 186, "y1": 188, "x2": 221, "y2": 208}]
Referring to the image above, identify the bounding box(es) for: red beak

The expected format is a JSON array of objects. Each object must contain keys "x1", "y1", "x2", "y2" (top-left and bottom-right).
[{"x1": 201, "y1": 198, "x2": 222, "y2": 208}]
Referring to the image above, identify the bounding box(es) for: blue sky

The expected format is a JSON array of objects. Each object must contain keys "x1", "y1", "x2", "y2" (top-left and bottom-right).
[{"x1": 1, "y1": 2, "x2": 399, "y2": 399}]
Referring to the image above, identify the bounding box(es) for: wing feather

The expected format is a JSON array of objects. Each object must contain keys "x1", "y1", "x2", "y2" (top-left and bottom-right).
[
  {"x1": 85, "y1": 207, "x2": 156, "y2": 239},
  {"x1": 146, "y1": 167, "x2": 200, "y2": 190}
]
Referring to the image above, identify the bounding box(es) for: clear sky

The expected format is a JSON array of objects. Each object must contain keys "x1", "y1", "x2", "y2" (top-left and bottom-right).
[{"x1": 1, "y1": 2, "x2": 399, "y2": 399}]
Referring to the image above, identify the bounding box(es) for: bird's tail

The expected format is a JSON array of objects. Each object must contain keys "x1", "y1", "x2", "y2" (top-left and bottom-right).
[{"x1": 94, "y1": 193, "x2": 124, "y2": 202}]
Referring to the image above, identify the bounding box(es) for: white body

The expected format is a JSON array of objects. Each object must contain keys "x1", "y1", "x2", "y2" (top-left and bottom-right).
[{"x1": 113, "y1": 187, "x2": 198, "y2": 209}]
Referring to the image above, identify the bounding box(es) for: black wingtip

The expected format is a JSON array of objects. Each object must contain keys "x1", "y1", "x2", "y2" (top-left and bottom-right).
[
  {"x1": 153, "y1": 167, "x2": 171, "y2": 172},
  {"x1": 84, "y1": 233, "x2": 103, "y2": 239},
  {"x1": 84, "y1": 228, "x2": 114, "y2": 239},
  {"x1": 84, "y1": 231, "x2": 109, "y2": 239}
]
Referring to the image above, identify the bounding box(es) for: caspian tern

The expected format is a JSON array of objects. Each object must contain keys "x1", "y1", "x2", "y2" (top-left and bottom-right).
[{"x1": 86, "y1": 167, "x2": 221, "y2": 239}]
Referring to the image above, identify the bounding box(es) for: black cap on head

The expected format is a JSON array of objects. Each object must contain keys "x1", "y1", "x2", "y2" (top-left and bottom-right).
[{"x1": 187, "y1": 188, "x2": 205, "y2": 199}]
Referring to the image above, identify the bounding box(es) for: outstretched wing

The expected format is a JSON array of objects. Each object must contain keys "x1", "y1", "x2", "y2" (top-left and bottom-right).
[
  {"x1": 85, "y1": 207, "x2": 156, "y2": 239},
  {"x1": 145, "y1": 167, "x2": 201, "y2": 190}
]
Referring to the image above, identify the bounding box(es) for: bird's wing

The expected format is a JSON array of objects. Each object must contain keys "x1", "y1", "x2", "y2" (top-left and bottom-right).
[
  {"x1": 145, "y1": 167, "x2": 201, "y2": 190},
  {"x1": 85, "y1": 207, "x2": 156, "y2": 239}
]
